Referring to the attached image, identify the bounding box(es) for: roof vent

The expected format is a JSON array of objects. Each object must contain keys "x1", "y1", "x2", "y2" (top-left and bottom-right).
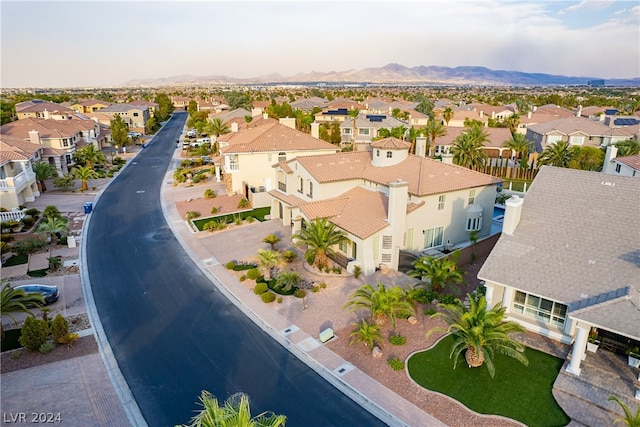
[{"x1": 601, "y1": 181, "x2": 615, "y2": 187}]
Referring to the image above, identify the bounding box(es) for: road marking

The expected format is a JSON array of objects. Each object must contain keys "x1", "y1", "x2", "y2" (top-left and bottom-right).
[{"x1": 136, "y1": 190, "x2": 145, "y2": 194}]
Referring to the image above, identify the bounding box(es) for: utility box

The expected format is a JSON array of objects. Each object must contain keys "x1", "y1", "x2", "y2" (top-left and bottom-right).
[
  {"x1": 319, "y1": 328, "x2": 334, "y2": 343},
  {"x1": 83, "y1": 202, "x2": 93, "y2": 214}
]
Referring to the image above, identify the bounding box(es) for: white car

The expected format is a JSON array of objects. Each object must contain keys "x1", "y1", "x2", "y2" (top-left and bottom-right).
[
  {"x1": 127, "y1": 132, "x2": 142, "y2": 139},
  {"x1": 186, "y1": 130, "x2": 197, "y2": 138}
]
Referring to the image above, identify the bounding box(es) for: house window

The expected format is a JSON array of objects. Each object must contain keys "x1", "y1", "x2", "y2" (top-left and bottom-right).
[
  {"x1": 133, "y1": 112, "x2": 139, "y2": 117},
  {"x1": 65, "y1": 154, "x2": 72, "y2": 164},
  {"x1": 307, "y1": 181, "x2": 313, "y2": 198},
  {"x1": 358, "y1": 128, "x2": 370, "y2": 136},
  {"x1": 376, "y1": 150, "x2": 380, "y2": 157},
  {"x1": 468, "y1": 189, "x2": 476, "y2": 205},
  {"x1": 298, "y1": 177, "x2": 303, "y2": 193},
  {"x1": 466, "y1": 217, "x2": 482, "y2": 231},
  {"x1": 438, "y1": 195, "x2": 446, "y2": 210},
  {"x1": 615, "y1": 164, "x2": 621, "y2": 173},
  {"x1": 423, "y1": 226, "x2": 444, "y2": 249},
  {"x1": 228, "y1": 154, "x2": 239, "y2": 171},
  {"x1": 512, "y1": 291, "x2": 567, "y2": 327},
  {"x1": 382, "y1": 236, "x2": 392, "y2": 249},
  {"x1": 62, "y1": 139, "x2": 69, "y2": 147},
  {"x1": 343, "y1": 128, "x2": 351, "y2": 134},
  {"x1": 386, "y1": 151, "x2": 392, "y2": 158},
  {"x1": 278, "y1": 152, "x2": 286, "y2": 162}
]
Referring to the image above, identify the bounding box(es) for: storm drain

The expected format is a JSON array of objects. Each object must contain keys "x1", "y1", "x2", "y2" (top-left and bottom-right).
[
  {"x1": 333, "y1": 363, "x2": 355, "y2": 377},
  {"x1": 280, "y1": 325, "x2": 299, "y2": 336}
]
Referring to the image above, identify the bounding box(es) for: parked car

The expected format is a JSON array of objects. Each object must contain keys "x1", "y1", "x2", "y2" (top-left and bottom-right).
[
  {"x1": 186, "y1": 130, "x2": 197, "y2": 138},
  {"x1": 191, "y1": 137, "x2": 210, "y2": 147},
  {"x1": 127, "y1": 131, "x2": 142, "y2": 139},
  {"x1": 13, "y1": 284, "x2": 59, "y2": 305}
]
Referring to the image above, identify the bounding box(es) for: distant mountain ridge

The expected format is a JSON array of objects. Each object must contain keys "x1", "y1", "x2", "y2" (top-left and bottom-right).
[{"x1": 123, "y1": 63, "x2": 639, "y2": 87}]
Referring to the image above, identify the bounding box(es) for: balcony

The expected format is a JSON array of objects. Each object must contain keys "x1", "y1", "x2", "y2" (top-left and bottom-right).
[{"x1": 0, "y1": 169, "x2": 33, "y2": 191}]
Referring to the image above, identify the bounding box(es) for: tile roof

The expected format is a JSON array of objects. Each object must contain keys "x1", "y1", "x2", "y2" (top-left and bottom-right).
[
  {"x1": 371, "y1": 137, "x2": 411, "y2": 150},
  {"x1": 1, "y1": 117, "x2": 89, "y2": 139},
  {"x1": 527, "y1": 116, "x2": 633, "y2": 138},
  {"x1": 0, "y1": 135, "x2": 41, "y2": 163},
  {"x1": 292, "y1": 151, "x2": 501, "y2": 196},
  {"x1": 615, "y1": 154, "x2": 640, "y2": 171},
  {"x1": 15, "y1": 100, "x2": 71, "y2": 113},
  {"x1": 99, "y1": 104, "x2": 146, "y2": 113},
  {"x1": 219, "y1": 122, "x2": 338, "y2": 154},
  {"x1": 478, "y1": 166, "x2": 640, "y2": 331}
]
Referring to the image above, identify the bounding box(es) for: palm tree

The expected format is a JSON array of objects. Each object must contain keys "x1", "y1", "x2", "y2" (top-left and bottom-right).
[
  {"x1": 614, "y1": 139, "x2": 640, "y2": 157},
  {"x1": 292, "y1": 218, "x2": 347, "y2": 270},
  {"x1": 442, "y1": 107, "x2": 454, "y2": 126},
  {"x1": 607, "y1": 395, "x2": 640, "y2": 427},
  {"x1": 343, "y1": 283, "x2": 414, "y2": 330},
  {"x1": 74, "y1": 144, "x2": 107, "y2": 170},
  {"x1": 407, "y1": 253, "x2": 465, "y2": 295},
  {"x1": 206, "y1": 118, "x2": 231, "y2": 138},
  {"x1": 274, "y1": 271, "x2": 301, "y2": 293},
  {"x1": 538, "y1": 140, "x2": 576, "y2": 168},
  {"x1": 244, "y1": 115, "x2": 253, "y2": 129},
  {"x1": 348, "y1": 108, "x2": 359, "y2": 145},
  {"x1": 256, "y1": 249, "x2": 284, "y2": 281},
  {"x1": 262, "y1": 233, "x2": 281, "y2": 251},
  {"x1": 349, "y1": 318, "x2": 383, "y2": 349},
  {"x1": 502, "y1": 133, "x2": 532, "y2": 167},
  {"x1": 36, "y1": 217, "x2": 70, "y2": 244},
  {"x1": 177, "y1": 391, "x2": 286, "y2": 427},
  {"x1": 72, "y1": 166, "x2": 98, "y2": 191},
  {"x1": 31, "y1": 161, "x2": 57, "y2": 193},
  {"x1": 450, "y1": 126, "x2": 488, "y2": 169},
  {"x1": 0, "y1": 281, "x2": 45, "y2": 338},
  {"x1": 423, "y1": 119, "x2": 447, "y2": 157},
  {"x1": 427, "y1": 294, "x2": 528, "y2": 378}
]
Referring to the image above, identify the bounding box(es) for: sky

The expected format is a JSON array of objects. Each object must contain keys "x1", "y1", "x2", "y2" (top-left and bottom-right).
[{"x1": 1, "y1": 0, "x2": 639, "y2": 88}]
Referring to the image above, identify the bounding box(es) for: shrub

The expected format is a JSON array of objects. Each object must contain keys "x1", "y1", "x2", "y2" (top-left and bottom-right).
[
  {"x1": 311, "y1": 286, "x2": 319, "y2": 293},
  {"x1": 423, "y1": 308, "x2": 437, "y2": 316},
  {"x1": 21, "y1": 216, "x2": 35, "y2": 228},
  {"x1": 43, "y1": 205, "x2": 61, "y2": 220},
  {"x1": 58, "y1": 236, "x2": 68, "y2": 245},
  {"x1": 39, "y1": 341, "x2": 55, "y2": 354},
  {"x1": 58, "y1": 333, "x2": 79, "y2": 348},
  {"x1": 19, "y1": 316, "x2": 50, "y2": 351},
  {"x1": 239, "y1": 275, "x2": 247, "y2": 282},
  {"x1": 438, "y1": 294, "x2": 459, "y2": 305},
  {"x1": 353, "y1": 265, "x2": 362, "y2": 278},
  {"x1": 246, "y1": 268, "x2": 260, "y2": 280},
  {"x1": 204, "y1": 189, "x2": 216, "y2": 199},
  {"x1": 225, "y1": 261, "x2": 236, "y2": 269},
  {"x1": 261, "y1": 292, "x2": 276, "y2": 303},
  {"x1": 25, "y1": 208, "x2": 40, "y2": 217},
  {"x1": 210, "y1": 206, "x2": 219, "y2": 214},
  {"x1": 282, "y1": 250, "x2": 297, "y2": 263},
  {"x1": 237, "y1": 198, "x2": 250, "y2": 208},
  {"x1": 233, "y1": 263, "x2": 257, "y2": 271},
  {"x1": 186, "y1": 211, "x2": 201, "y2": 220},
  {"x1": 245, "y1": 216, "x2": 256, "y2": 223},
  {"x1": 233, "y1": 214, "x2": 242, "y2": 225},
  {"x1": 52, "y1": 174, "x2": 76, "y2": 191},
  {"x1": 0, "y1": 241, "x2": 11, "y2": 254},
  {"x1": 389, "y1": 334, "x2": 407, "y2": 346},
  {"x1": 387, "y1": 357, "x2": 405, "y2": 371},
  {"x1": 12, "y1": 235, "x2": 48, "y2": 255},
  {"x1": 1, "y1": 221, "x2": 20, "y2": 232},
  {"x1": 332, "y1": 266, "x2": 342, "y2": 274},
  {"x1": 1, "y1": 233, "x2": 15, "y2": 243},
  {"x1": 277, "y1": 296, "x2": 283, "y2": 303},
  {"x1": 294, "y1": 289, "x2": 306, "y2": 298},
  {"x1": 254, "y1": 283, "x2": 268, "y2": 295},
  {"x1": 192, "y1": 174, "x2": 202, "y2": 184},
  {"x1": 319, "y1": 282, "x2": 327, "y2": 289},
  {"x1": 48, "y1": 256, "x2": 62, "y2": 271},
  {"x1": 51, "y1": 314, "x2": 69, "y2": 342}
]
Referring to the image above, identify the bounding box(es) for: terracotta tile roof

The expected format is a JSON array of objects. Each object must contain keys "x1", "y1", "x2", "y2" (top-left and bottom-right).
[
  {"x1": 534, "y1": 105, "x2": 575, "y2": 118},
  {"x1": 278, "y1": 161, "x2": 293, "y2": 174},
  {"x1": 15, "y1": 100, "x2": 71, "y2": 113},
  {"x1": 0, "y1": 135, "x2": 41, "y2": 163},
  {"x1": 616, "y1": 154, "x2": 640, "y2": 170},
  {"x1": 267, "y1": 190, "x2": 305, "y2": 207},
  {"x1": 293, "y1": 151, "x2": 501, "y2": 196},
  {"x1": 371, "y1": 137, "x2": 411, "y2": 150},
  {"x1": 219, "y1": 122, "x2": 338, "y2": 154},
  {"x1": 528, "y1": 116, "x2": 633, "y2": 138},
  {"x1": 1, "y1": 117, "x2": 86, "y2": 139}
]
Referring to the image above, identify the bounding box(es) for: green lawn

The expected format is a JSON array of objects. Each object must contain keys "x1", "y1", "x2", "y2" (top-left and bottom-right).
[
  {"x1": 192, "y1": 207, "x2": 271, "y2": 231},
  {"x1": 407, "y1": 335, "x2": 570, "y2": 427}
]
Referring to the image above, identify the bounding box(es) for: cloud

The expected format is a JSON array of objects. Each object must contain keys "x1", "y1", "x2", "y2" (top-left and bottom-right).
[{"x1": 559, "y1": 0, "x2": 616, "y2": 15}]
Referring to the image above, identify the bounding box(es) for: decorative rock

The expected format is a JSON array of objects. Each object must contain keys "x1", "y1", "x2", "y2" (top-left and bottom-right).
[
  {"x1": 407, "y1": 316, "x2": 417, "y2": 325},
  {"x1": 372, "y1": 346, "x2": 383, "y2": 358}
]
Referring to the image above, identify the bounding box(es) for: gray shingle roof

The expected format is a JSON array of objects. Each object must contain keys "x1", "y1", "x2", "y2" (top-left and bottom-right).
[{"x1": 478, "y1": 166, "x2": 640, "y2": 333}]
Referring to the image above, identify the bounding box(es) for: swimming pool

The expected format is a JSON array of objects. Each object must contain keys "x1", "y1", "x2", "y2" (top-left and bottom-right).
[{"x1": 493, "y1": 206, "x2": 505, "y2": 220}]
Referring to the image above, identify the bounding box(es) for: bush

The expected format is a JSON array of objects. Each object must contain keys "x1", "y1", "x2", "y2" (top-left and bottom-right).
[
  {"x1": 58, "y1": 236, "x2": 68, "y2": 245},
  {"x1": 332, "y1": 266, "x2": 342, "y2": 274},
  {"x1": 438, "y1": 294, "x2": 459, "y2": 305},
  {"x1": 204, "y1": 189, "x2": 216, "y2": 199},
  {"x1": 1, "y1": 221, "x2": 20, "y2": 232},
  {"x1": 19, "y1": 316, "x2": 50, "y2": 351},
  {"x1": 48, "y1": 256, "x2": 62, "y2": 271},
  {"x1": 294, "y1": 289, "x2": 306, "y2": 298},
  {"x1": 0, "y1": 241, "x2": 11, "y2": 254},
  {"x1": 58, "y1": 333, "x2": 79, "y2": 348},
  {"x1": 1, "y1": 233, "x2": 15, "y2": 243},
  {"x1": 39, "y1": 341, "x2": 55, "y2": 354},
  {"x1": 43, "y1": 205, "x2": 61, "y2": 220},
  {"x1": 52, "y1": 174, "x2": 76, "y2": 191},
  {"x1": 239, "y1": 275, "x2": 247, "y2": 282},
  {"x1": 282, "y1": 250, "x2": 297, "y2": 263},
  {"x1": 192, "y1": 174, "x2": 202, "y2": 184},
  {"x1": 277, "y1": 296, "x2": 283, "y2": 303},
  {"x1": 261, "y1": 292, "x2": 276, "y2": 303},
  {"x1": 387, "y1": 357, "x2": 405, "y2": 371},
  {"x1": 12, "y1": 235, "x2": 48, "y2": 255},
  {"x1": 389, "y1": 334, "x2": 407, "y2": 346},
  {"x1": 233, "y1": 263, "x2": 257, "y2": 271},
  {"x1": 25, "y1": 208, "x2": 40, "y2": 217},
  {"x1": 237, "y1": 198, "x2": 250, "y2": 208},
  {"x1": 225, "y1": 261, "x2": 236, "y2": 269},
  {"x1": 254, "y1": 283, "x2": 268, "y2": 295},
  {"x1": 186, "y1": 211, "x2": 201, "y2": 220},
  {"x1": 319, "y1": 282, "x2": 327, "y2": 289},
  {"x1": 423, "y1": 308, "x2": 437, "y2": 316},
  {"x1": 210, "y1": 206, "x2": 219, "y2": 214},
  {"x1": 353, "y1": 265, "x2": 362, "y2": 278},
  {"x1": 246, "y1": 268, "x2": 260, "y2": 280},
  {"x1": 312, "y1": 285, "x2": 320, "y2": 293},
  {"x1": 245, "y1": 216, "x2": 256, "y2": 223},
  {"x1": 21, "y1": 216, "x2": 35, "y2": 228},
  {"x1": 51, "y1": 314, "x2": 69, "y2": 342}
]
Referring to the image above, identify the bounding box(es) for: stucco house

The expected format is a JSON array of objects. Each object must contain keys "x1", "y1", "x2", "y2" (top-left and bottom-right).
[
  {"x1": 270, "y1": 137, "x2": 501, "y2": 276},
  {"x1": 98, "y1": 104, "x2": 150, "y2": 133},
  {"x1": 603, "y1": 145, "x2": 640, "y2": 177},
  {"x1": 431, "y1": 127, "x2": 513, "y2": 158},
  {"x1": 217, "y1": 120, "x2": 339, "y2": 203},
  {"x1": 0, "y1": 135, "x2": 41, "y2": 210},
  {"x1": 339, "y1": 114, "x2": 409, "y2": 150},
  {"x1": 14, "y1": 100, "x2": 74, "y2": 120},
  {"x1": 477, "y1": 166, "x2": 640, "y2": 376},
  {"x1": 70, "y1": 99, "x2": 113, "y2": 114}
]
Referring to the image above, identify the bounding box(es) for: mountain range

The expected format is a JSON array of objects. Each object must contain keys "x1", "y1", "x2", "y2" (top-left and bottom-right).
[{"x1": 123, "y1": 63, "x2": 639, "y2": 87}]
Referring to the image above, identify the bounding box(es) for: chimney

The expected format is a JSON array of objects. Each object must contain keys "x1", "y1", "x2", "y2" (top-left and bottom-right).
[
  {"x1": 533, "y1": 106, "x2": 537, "y2": 112},
  {"x1": 603, "y1": 145, "x2": 618, "y2": 174},
  {"x1": 231, "y1": 122, "x2": 239, "y2": 132},
  {"x1": 503, "y1": 195, "x2": 524, "y2": 235},
  {"x1": 479, "y1": 111, "x2": 484, "y2": 118},
  {"x1": 28, "y1": 130, "x2": 41, "y2": 145},
  {"x1": 279, "y1": 117, "x2": 296, "y2": 130},
  {"x1": 310, "y1": 122, "x2": 320, "y2": 139},
  {"x1": 441, "y1": 153, "x2": 454, "y2": 164},
  {"x1": 263, "y1": 113, "x2": 269, "y2": 120},
  {"x1": 527, "y1": 111, "x2": 532, "y2": 119},
  {"x1": 491, "y1": 111, "x2": 495, "y2": 119},
  {"x1": 415, "y1": 135, "x2": 427, "y2": 157},
  {"x1": 576, "y1": 105, "x2": 582, "y2": 117},
  {"x1": 43, "y1": 109, "x2": 50, "y2": 120},
  {"x1": 387, "y1": 180, "x2": 408, "y2": 271}
]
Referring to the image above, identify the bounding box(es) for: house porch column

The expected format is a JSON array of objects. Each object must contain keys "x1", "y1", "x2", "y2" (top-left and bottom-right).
[
  {"x1": 566, "y1": 324, "x2": 588, "y2": 376},
  {"x1": 502, "y1": 287, "x2": 514, "y2": 314},
  {"x1": 484, "y1": 283, "x2": 495, "y2": 307},
  {"x1": 215, "y1": 165, "x2": 221, "y2": 182}
]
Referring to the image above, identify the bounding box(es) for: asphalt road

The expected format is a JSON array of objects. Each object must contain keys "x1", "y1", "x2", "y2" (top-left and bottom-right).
[{"x1": 86, "y1": 112, "x2": 386, "y2": 427}]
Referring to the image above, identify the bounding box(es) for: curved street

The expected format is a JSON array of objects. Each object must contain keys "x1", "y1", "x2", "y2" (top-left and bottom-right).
[{"x1": 85, "y1": 112, "x2": 386, "y2": 426}]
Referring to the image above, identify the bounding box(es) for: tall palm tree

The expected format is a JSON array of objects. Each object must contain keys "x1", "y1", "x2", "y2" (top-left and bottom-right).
[
  {"x1": 244, "y1": 115, "x2": 253, "y2": 129},
  {"x1": 607, "y1": 395, "x2": 640, "y2": 427},
  {"x1": 0, "y1": 281, "x2": 45, "y2": 338},
  {"x1": 72, "y1": 166, "x2": 98, "y2": 191},
  {"x1": 407, "y1": 253, "x2": 465, "y2": 295},
  {"x1": 502, "y1": 133, "x2": 532, "y2": 167},
  {"x1": 423, "y1": 119, "x2": 447, "y2": 157},
  {"x1": 292, "y1": 218, "x2": 347, "y2": 270},
  {"x1": 343, "y1": 283, "x2": 414, "y2": 330},
  {"x1": 442, "y1": 107, "x2": 454, "y2": 126},
  {"x1": 177, "y1": 391, "x2": 287, "y2": 427},
  {"x1": 538, "y1": 140, "x2": 576, "y2": 168},
  {"x1": 427, "y1": 294, "x2": 528, "y2": 378},
  {"x1": 256, "y1": 249, "x2": 284, "y2": 281},
  {"x1": 450, "y1": 124, "x2": 489, "y2": 169},
  {"x1": 36, "y1": 217, "x2": 70, "y2": 244},
  {"x1": 349, "y1": 318, "x2": 383, "y2": 349},
  {"x1": 31, "y1": 161, "x2": 57, "y2": 193},
  {"x1": 205, "y1": 118, "x2": 231, "y2": 155},
  {"x1": 74, "y1": 144, "x2": 107, "y2": 170}
]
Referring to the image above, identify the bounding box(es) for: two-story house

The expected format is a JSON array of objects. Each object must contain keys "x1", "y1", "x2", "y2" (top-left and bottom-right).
[
  {"x1": 15, "y1": 100, "x2": 74, "y2": 120},
  {"x1": 98, "y1": 104, "x2": 150, "y2": 133},
  {"x1": 339, "y1": 114, "x2": 409, "y2": 150},
  {"x1": 603, "y1": 145, "x2": 640, "y2": 177},
  {"x1": 269, "y1": 137, "x2": 501, "y2": 276},
  {"x1": 0, "y1": 135, "x2": 41, "y2": 210},
  {"x1": 70, "y1": 99, "x2": 113, "y2": 114}
]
